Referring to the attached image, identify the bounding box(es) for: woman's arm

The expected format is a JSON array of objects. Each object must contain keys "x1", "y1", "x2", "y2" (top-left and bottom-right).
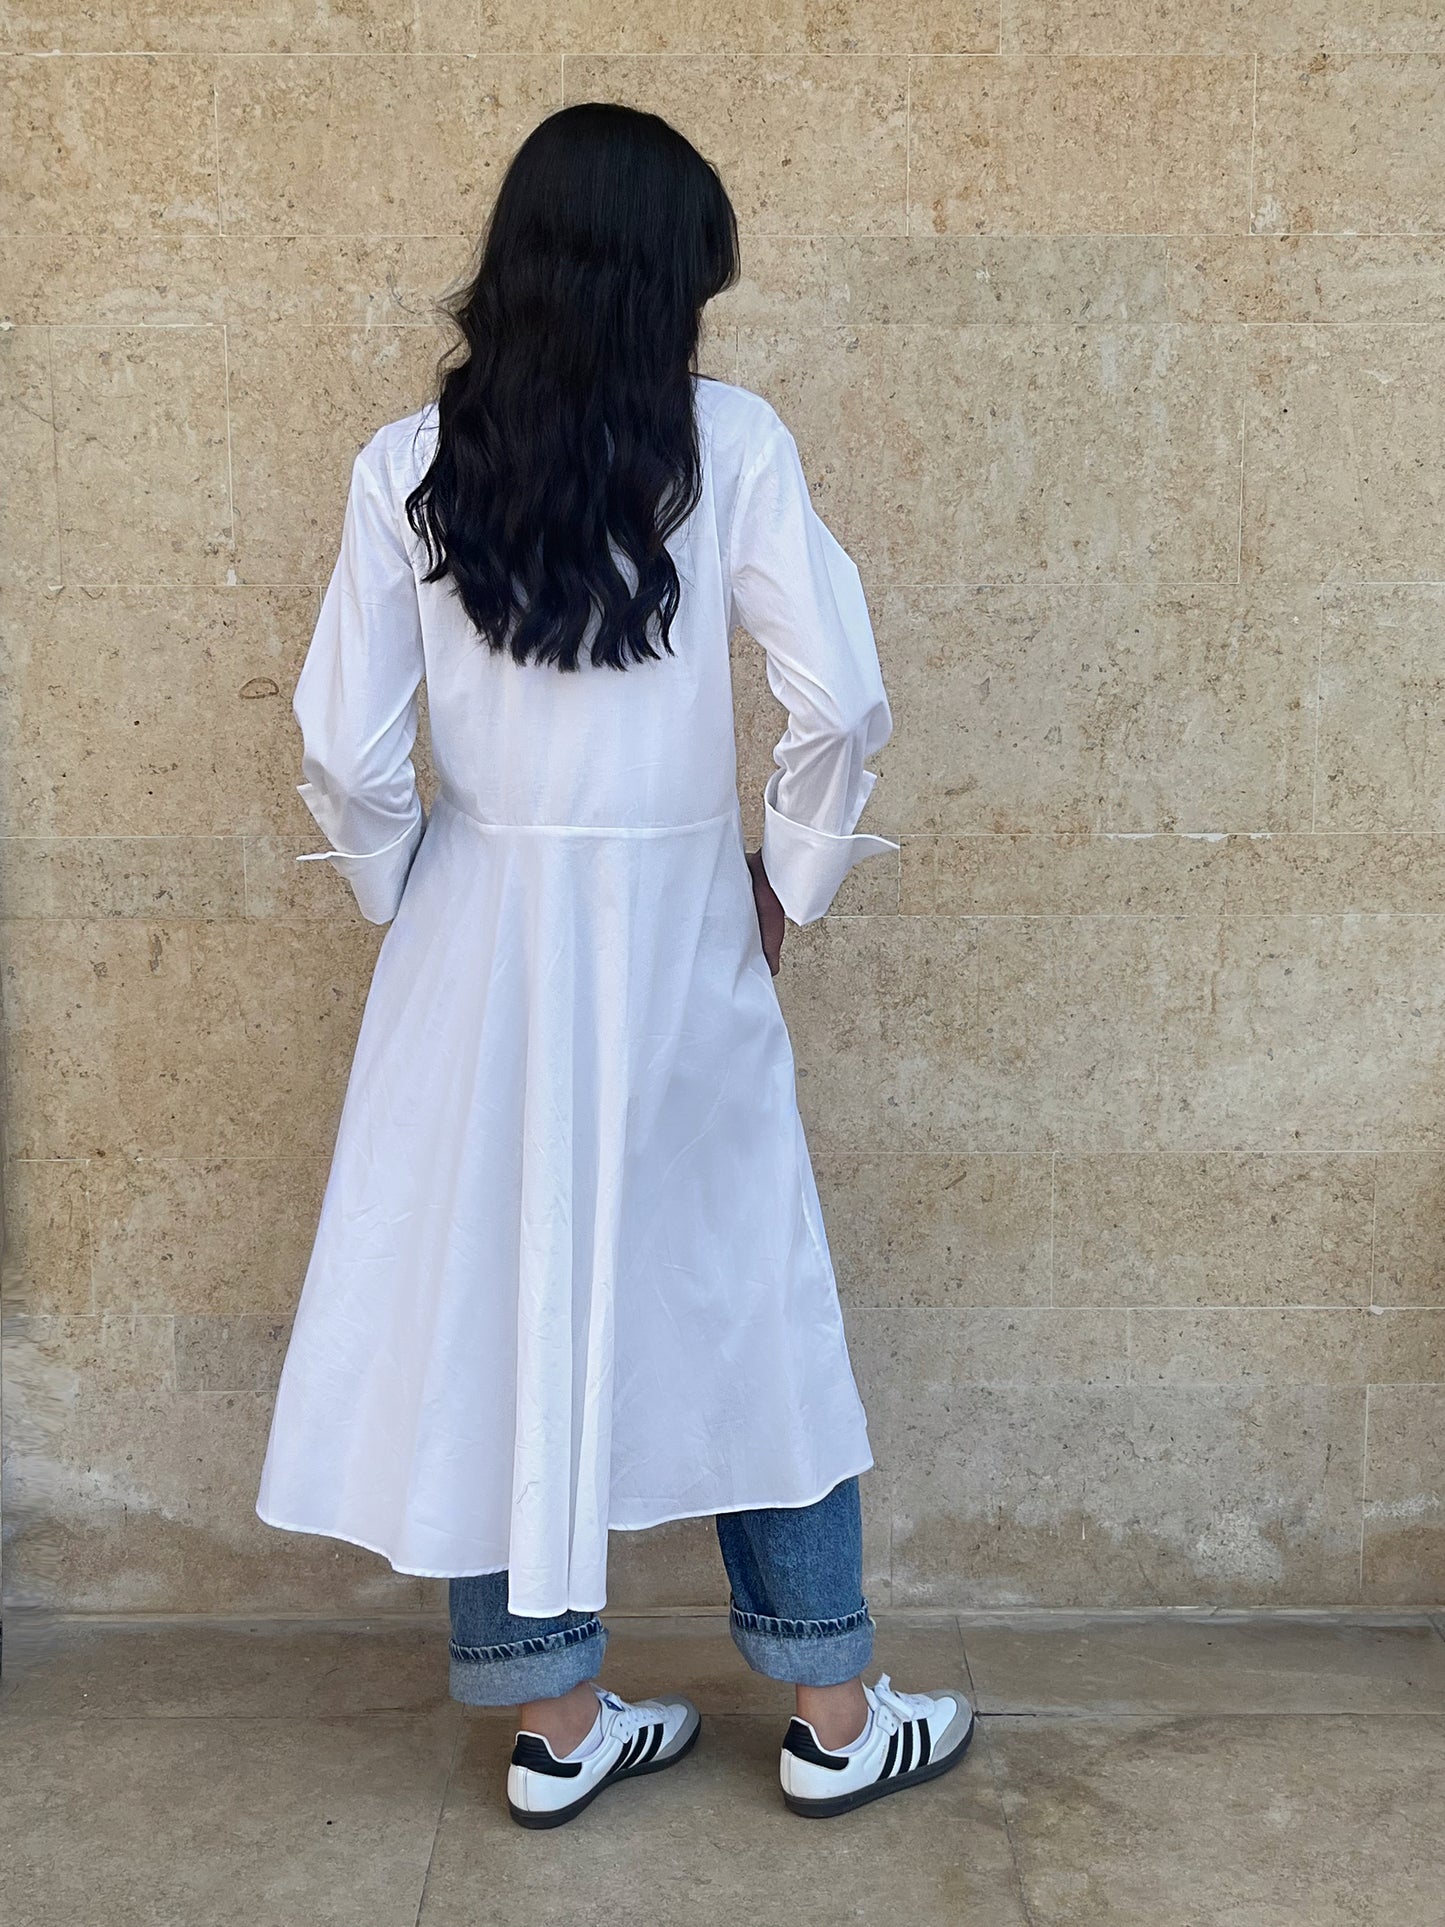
[
  {"x1": 728, "y1": 410, "x2": 898, "y2": 930},
  {"x1": 291, "y1": 431, "x2": 427, "y2": 926}
]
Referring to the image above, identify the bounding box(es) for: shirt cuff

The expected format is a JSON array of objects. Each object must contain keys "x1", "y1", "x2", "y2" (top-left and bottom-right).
[
  {"x1": 294, "y1": 784, "x2": 426, "y2": 925},
  {"x1": 760, "y1": 776, "x2": 900, "y2": 926}
]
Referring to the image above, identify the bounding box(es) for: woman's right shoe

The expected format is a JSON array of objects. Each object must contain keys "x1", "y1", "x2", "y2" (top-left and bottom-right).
[
  {"x1": 779, "y1": 1673, "x2": 975, "y2": 1818},
  {"x1": 507, "y1": 1686, "x2": 701, "y2": 1829}
]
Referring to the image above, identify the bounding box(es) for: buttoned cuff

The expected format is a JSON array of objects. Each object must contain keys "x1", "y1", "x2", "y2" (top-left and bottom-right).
[
  {"x1": 294, "y1": 783, "x2": 426, "y2": 925},
  {"x1": 760, "y1": 771, "x2": 899, "y2": 926}
]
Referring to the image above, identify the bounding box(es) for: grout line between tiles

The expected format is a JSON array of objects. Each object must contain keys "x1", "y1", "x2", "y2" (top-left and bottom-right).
[
  {"x1": 411, "y1": 1713, "x2": 462, "y2": 1927},
  {"x1": 1246, "y1": 53, "x2": 1259, "y2": 237},
  {"x1": 975, "y1": 1710, "x2": 1042, "y2": 1927},
  {"x1": 44, "y1": 324, "x2": 64, "y2": 581},
  {"x1": 1358, "y1": 1381, "x2": 1371, "y2": 1597},
  {"x1": 1367, "y1": 1153, "x2": 1380, "y2": 1308}
]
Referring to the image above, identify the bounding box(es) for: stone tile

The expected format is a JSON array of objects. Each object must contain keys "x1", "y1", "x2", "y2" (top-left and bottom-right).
[
  {"x1": 2, "y1": 1614, "x2": 448, "y2": 1718},
  {"x1": 1373, "y1": 1155, "x2": 1445, "y2": 1307},
  {"x1": 817, "y1": 1153, "x2": 1053, "y2": 1309},
  {"x1": 1243, "y1": 327, "x2": 1445, "y2": 584},
  {"x1": 564, "y1": 57, "x2": 909, "y2": 236},
  {"x1": 0, "y1": 326, "x2": 60, "y2": 586},
  {"x1": 0, "y1": 588, "x2": 314, "y2": 835},
  {"x1": 50, "y1": 327, "x2": 232, "y2": 585},
  {"x1": 0, "y1": 52, "x2": 218, "y2": 234},
  {"x1": 1254, "y1": 53, "x2": 1445, "y2": 235},
  {"x1": 174, "y1": 1312, "x2": 291, "y2": 1392},
  {"x1": 988, "y1": 1713, "x2": 1445, "y2": 1927},
  {"x1": 900, "y1": 832, "x2": 1445, "y2": 919},
  {"x1": 421, "y1": 1712, "x2": 1025, "y2": 1927},
  {"x1": 787, "y1": 914, "x2": 1445, "y2": 1158},
  {"x1": 1169, "y1": 236, "x2": 1445, "y2": 323},
  {"x1": 962, "y1": 1613, "x2": 1445, "y2": 1713},
  {"x1": 738, "y1": 326, "x2": 1246, "y2": 586},
  {"x1": 0, "y1": 836, "x2": 246, "y2": 918},
  {"x1": 226, "y1": 325, "x2": 441, "y2": 583},
  {"x1": 872, "y1": 585, "x2": 1318, "y2": 835},
  {"x1": 710, "y1": 235, "x2": 828, "y2": 329},
  {"x1": 1129, "y1": 1308, "x2": 1371, "y2": 1383},
  {"x1": 0, "y1": 1711, "x2": 455, "y2": 1927},
  {"x1": 1366, "y1": 1309, "x2": 1445, "y2": 1383},
  {"x1": 3, "y1": 1317, "x2": 425, "y2": 1610},
  {"x1": 219, "y1": 234, "x2": 476, "y2": 325},
  {"x1": 0, "y1": 0, "x2": 477, "y2": 52},
  {"x1": 1363, "y1": 1384, "x2": 1445, "y2": 1603},
  {"x1": 215, "y1": 56, "x2": 556, "y2": 236},
  {"x1": 0, "y1": 234, "x2": 224, "y2": 325},
  {"x1": 909, "y1": 56, "x2": 1252, "y2": 235},
  {"x1": 1001, "y1": 0, "x2": 1445, "y2": 54},
  {"x1": 1316, "y1": 586, "x2": 1445, "y2": 832},
  {"x1": 0, "y1": 919, "x2": 380, "y2": 1160},
  {"x1": 854, "y1": 1337, "x2": 1368, "y2": 1605},
  {"x1": 1053, "y1": 1155, "x2": 1376, "y2": 1308},
  {"x1": 88, "y1": 1155, "x2": 328, "y2": 1315},
  {"x1": 822, "y1": 234, "x2": 1169, "y2": 325},
  {"x1": 596, "y1": 1609, "x2": 968, "y2": 1716},
  {"x1": 0, "y1": 1159, "x2": 91, "y2": 1315},
  {"x1": 855, "y1": 1307, "x2": 1129, "y2": 1393},
  {"x1": 607, "y1": 1516, "x2": 729, "y2": 1613},
  {"x1": 1155, "y1": 917, "x2": 1445, "y2": 1157},
  {"x1": 481, "y1": 0, "x2": 997, "y2": 54}
]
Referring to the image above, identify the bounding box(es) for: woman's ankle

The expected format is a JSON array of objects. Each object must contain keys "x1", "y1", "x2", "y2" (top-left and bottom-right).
[
  {"x1": 517, "y1": 1680, "x2": 601, "y2": 1755},
  {"x1": 795, "y1": 1676, "x2": 869, "y2": 1750}
]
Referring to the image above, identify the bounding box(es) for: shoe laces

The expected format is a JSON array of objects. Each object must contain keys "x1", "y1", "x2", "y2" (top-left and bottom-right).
[
  {"x1": 866, "y1": 1672, "x2": 936, "y2": 1735},
  {"x1": 595, "y1": 1687, "x2": 656, "y2": 1740}
]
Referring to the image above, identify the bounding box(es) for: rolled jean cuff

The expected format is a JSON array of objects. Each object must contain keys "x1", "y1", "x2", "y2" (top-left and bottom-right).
[
  {"x1": 727, "y1": 1598, "x2": 875, "y2": 1688},
  {"x1": 449, "y1": 1616, "x2": 608, "y2": 1707}
]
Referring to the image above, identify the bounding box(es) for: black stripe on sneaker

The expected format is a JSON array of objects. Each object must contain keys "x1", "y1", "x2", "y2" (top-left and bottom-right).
[
  {"x1": 916, "y1": 1719, "x2": 932, "y2": 1769},
  {"x1": 621, "y1": 1730, "x2": 648, "y2": 1770},
  {"x1": 511, "y1": 1734, "x2": 584, "y2": 1778},
  {"x1": 784, "y1": 1719, "x2": 851, "y2": 1771},
  {"x1": 880, "y1": 1729, "x2": 899, "y2": 1779},
  {"x1": 640, "y1": 1722, "x2": 665, "y2": 1765},
  {"x1": 899, "y1": 1722, "x2": 914, "y2": 1775}
]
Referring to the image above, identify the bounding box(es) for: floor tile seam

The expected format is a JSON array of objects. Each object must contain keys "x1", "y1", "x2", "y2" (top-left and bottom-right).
[
  {"x1": 412, "y1": 1715, "x2": 463, "y2": 1927},
  {"x1": 972, "y1": 1715, "x2": 1044, "y2": 1927}
]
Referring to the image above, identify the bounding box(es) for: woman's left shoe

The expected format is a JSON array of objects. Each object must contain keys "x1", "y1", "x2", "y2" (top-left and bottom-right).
[
  {"x1": 779, "y1": 1673, "x2": 975, "y2": 1818},
  {"x1": 507, "y1": 1687, "x2": 701, "y2": 1829}
]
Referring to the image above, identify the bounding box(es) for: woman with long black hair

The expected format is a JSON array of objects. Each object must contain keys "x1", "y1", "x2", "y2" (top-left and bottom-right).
[{"x1": 256, "y1": 102, "x2": 973, "y2": 1828}]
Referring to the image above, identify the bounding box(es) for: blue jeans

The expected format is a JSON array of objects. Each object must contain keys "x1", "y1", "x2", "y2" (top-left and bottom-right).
[{"x1": 449, "y1": 1477, "x2": 873, "y2": 1705}]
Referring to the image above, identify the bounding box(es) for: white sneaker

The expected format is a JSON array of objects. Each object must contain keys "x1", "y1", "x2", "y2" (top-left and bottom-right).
[
  {"x1": 507, "y1": 1686, "x2": 701, "y2": 1829},
  {"x1": 779, "y1": 1672, "x2": 975, "y2": 1818}
]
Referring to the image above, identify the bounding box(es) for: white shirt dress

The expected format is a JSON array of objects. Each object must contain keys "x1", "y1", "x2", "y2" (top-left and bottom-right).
[{"x1": 255, "y1": 375, "x2": 898, "y2": 1617}]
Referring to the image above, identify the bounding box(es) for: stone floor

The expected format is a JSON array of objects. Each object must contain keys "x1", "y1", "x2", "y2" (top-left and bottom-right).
[{"x1": 3, "y1": 1609, "x2": 1445, "y2": 1926}]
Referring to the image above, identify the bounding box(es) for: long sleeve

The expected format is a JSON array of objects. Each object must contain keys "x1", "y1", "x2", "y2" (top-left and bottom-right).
[
  {"x1": 291, "y1": 433, "x2": 427, "y2": 925},
  {"x1": 729, "y1": 412, "x2": 898, "y2": 925}
]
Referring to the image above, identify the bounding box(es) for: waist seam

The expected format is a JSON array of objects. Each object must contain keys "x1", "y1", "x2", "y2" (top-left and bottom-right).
[{"x1": 432, "y1": 792, "x2": 739, "y2": 839}]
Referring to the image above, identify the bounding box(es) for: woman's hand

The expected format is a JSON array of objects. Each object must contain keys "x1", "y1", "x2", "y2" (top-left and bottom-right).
[{"x1": 746, "y1": 848, "x2": 786, "y2": 976}]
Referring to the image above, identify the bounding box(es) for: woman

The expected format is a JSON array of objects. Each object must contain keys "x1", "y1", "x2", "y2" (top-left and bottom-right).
[{"x1": 256, "y1": 102, "x2": 973, "y2": 1828}]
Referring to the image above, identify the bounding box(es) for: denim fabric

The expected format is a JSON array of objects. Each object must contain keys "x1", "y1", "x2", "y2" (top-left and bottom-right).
[
  {"x1": 448, "y1": 1570, "x2": 608, "y2": 1706},
  {"x1": 447, "y1": 1477, "x2": 872, "y2": 1705},
  {"x1": 718, "y1": 1475, "x2": 874, "y2": 1688}
]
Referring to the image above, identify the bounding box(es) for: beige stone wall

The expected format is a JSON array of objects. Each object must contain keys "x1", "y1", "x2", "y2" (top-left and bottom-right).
[{"x1": 3, "y1": 8, "x2": 1444, "y2": 1614}]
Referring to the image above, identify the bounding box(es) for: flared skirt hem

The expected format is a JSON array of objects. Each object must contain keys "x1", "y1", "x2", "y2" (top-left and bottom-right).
[{"x1": 255, "y1": 1452, "x2": 875, "y2": 1615}]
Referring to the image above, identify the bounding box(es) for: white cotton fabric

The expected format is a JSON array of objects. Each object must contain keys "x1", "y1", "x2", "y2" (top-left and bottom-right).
[{"x1": 255, "y1": 376, "x2": 898, "y2": 1617}]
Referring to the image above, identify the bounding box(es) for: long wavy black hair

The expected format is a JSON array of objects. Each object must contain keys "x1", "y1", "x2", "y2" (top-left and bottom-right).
[{"x1": 406, "y1": 103, "x2": 740, "y2": 673}]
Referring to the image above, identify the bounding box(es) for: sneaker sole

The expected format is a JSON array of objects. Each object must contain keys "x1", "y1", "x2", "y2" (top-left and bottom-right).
[
  {"x1": 782, "y1": 1712, "x2": 976, "y2": 1819},
  {"x1": 508, "y1": 1709, "x2": 702, "y2": 1830}
]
